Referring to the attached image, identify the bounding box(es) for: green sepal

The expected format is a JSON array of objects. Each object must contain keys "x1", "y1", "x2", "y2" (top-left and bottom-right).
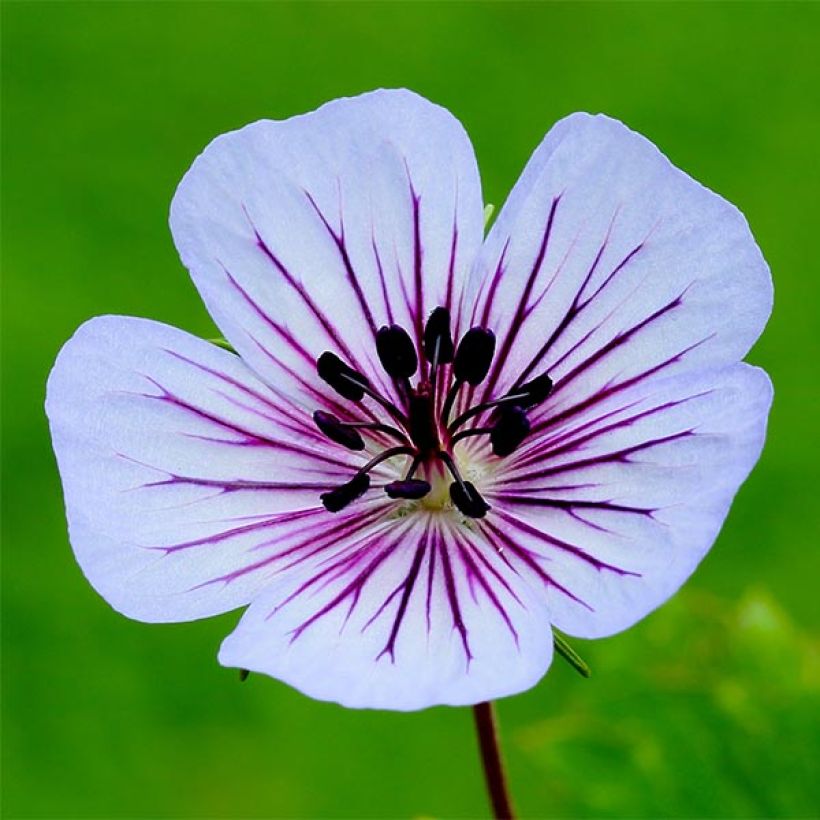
[
  {"x1": 208, "y1": 337, "x2": 238, "y2": 354},
  {"x1": 483, "y1": 203, "x2": 495, "y2": 230},
  {"x1": 553, "y1": 630, "x2": 591, "y2": 678}
]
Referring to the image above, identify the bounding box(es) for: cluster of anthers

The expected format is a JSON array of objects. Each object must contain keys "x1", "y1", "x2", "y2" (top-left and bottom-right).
[{"x1": 313, "y1": 306, "x2": 552, "y2": 518}]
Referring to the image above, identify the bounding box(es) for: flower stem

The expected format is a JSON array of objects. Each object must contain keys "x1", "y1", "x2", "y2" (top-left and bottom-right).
[{"x1": 472, "y1": 701, "x2": 516, "y2": 819}]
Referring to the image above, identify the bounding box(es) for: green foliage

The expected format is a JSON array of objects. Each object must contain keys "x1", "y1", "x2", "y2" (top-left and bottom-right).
[{"x1": 516, "y1": 591, "x2": 819, "y2": 817}]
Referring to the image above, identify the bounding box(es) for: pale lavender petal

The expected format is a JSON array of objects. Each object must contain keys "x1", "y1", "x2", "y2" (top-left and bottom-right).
[
  {"x1": 46, "y1": 315, "x2": 396, "y2": 622},
  {"x1": 170, "y1": 89, "x2": 484, "y2": 408},
  {"x1": 476, "y1": 364, "x2": 772, "y2": 637},
  {"x1": 218, "y1": 515, "x2": 553, "y2": 711},
  {"x1": 466, "y1": 113, "x2": 772, "y2": 424}
]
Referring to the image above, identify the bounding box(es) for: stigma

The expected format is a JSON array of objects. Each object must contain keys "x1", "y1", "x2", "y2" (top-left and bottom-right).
[{"x1": 314, "y1": 307, "x2": 552, "y2": 519}]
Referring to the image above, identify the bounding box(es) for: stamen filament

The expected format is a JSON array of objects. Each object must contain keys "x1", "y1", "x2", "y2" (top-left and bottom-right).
[
  {"x1": 357, "y1": 446, "x2": 415, "y2": 476},
  {"x1": 449, "y1": 425, "x2": 491, "y2": 447},
  {"x1": 439, "y1": 452, "x2": 491, "y2": 518},
  {"x1": 441, "y1": 378, "x2": 463, "y2": 428},
  {"x1": 339, "y1": 372, "x2": 409, "y2": 426},
  {"x1": 344, "y1": 421, "x2": 410, "y2": 444},
  {"x1": 448, "y1": 391, "x2": 531, "y2": 434},
  {"x1": 429, "y1": 335, "x2": 442, "y2": 406},
  {"x1": 438, "y1": 450, "x2": 467, "y2": 487},
  {"x1": 403, "y1": 455, "x2": 422, "y2": 481}
]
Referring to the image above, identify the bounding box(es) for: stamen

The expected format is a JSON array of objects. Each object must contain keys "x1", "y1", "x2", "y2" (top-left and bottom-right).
[
  {"x1": 376, "y1": 325, "x2": 418, "y2": 379},
  {"x1": 359, "y1": 446, "x2": 416, "y2": 475},
  {"x1": 313, "y1": 411, "x2": 365, "y2": 451},
  {"x1": 315, "y1": 315, "x2": 545, "y2": 516},
  {"x1": 447, "y1": 369, "x2": 553, "y2": 433},
  {"x1": 450, "y1": 480, "x2": 491, "y2": 519},
  {"x1": 439, "y1": 452, "x2": 491, "y2": 518},
  {"x1": 454, "y1": 328, "x2": 496, "y2": 386},
  {"x1": 442, "y1": 326, "x2": 496, "y2": 425},
  {"x1": 320, "y1": 446, "x2": 414, "y2": 513},
  {"x1": 320, "y1": 473, "x2": 370, "y2": 512},
  {"x1": 317, "y1": 352, "x2": 369, "y2": 401},
  {"x1": 384, "y1": 479, "x2": 432, "y2": 499},
  {"x1": 317, "y1": 351, "x2": 409, "y2": 425},
  {"x1": 449, "y1": 406, "x2": 531, "y2": 456},
  {"x1": 383, "y1": 454, "x2": 430, "y2": 499},
  {"x1": 511, "y1": 373, "x2": 553, "y2": 409},
  {"x1": 489, "y1": 406, "x2": 530, "y2": 456},
  {"x1": 423, "y1": 307, "x2": 454, "y2": 365}
]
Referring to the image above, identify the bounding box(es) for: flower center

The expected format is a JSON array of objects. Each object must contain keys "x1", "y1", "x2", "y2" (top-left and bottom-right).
[{"x1": 313, "y1": 307, "x2": 553, "y2": 519}]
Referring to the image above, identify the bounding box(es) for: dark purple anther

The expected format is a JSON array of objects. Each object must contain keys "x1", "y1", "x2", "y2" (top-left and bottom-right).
[
  {"x1": 512, "y1": 372, "x2": 553, "y2": 408},
  {"x1": 454, "y1": 328, "x2": 496, "y2": 386},
  {"x1": 384, "y1": 479, "x2": 431, "y2": 500},
  {"x1": 423, "y1": 307, "x2": 454, "y2": 365},
  {"x1": 320, "y1": 472, "x2": 370, "y2": 513},
  {"x1": 313, "y1": 411, "x2": 365, "y2": 451},
  {"x1": 449, "y1": 480, "x2": 491, "y2": 518},
  {"x1": 376, "y1": 325, "x2": 418, "y2": 379},
  {"x1": 490, "y1": 406, "x2": 530, "y2": 457},
  {"x1": 317, "y1": 352, "x2": 370, "y2": 401}
]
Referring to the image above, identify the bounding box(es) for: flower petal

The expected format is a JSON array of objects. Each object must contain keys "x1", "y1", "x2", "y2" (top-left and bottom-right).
[
  {"x1": 218, "y1": 515, "x2": 553, "y2": 710},
  {"x1": 46, "y1": 315, "x2": 395, "y2": 622},
  {"x1": 467, "y1": 113, "x2": 772, "y2": 418},
  {"x1": 170, "y1": 89, "x2": 484, "y2": 406},
  {"x1": 480, "y1": 364, "x2": 772, "y2": 638}
]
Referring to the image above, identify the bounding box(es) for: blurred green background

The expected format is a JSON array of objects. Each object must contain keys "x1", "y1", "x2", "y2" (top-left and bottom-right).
[{"x1": 3, "y1": 2, "x2": 819, "y2": 818}]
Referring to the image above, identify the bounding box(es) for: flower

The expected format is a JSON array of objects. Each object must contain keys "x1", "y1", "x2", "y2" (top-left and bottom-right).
[{"x1": 46, "y1": 90, "x2": 773, "y2": 711}]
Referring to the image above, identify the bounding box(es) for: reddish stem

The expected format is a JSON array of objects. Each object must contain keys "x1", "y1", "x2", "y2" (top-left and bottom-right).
[{"x1": 472, "y1": 701, "x2": 516, "y2": 819}]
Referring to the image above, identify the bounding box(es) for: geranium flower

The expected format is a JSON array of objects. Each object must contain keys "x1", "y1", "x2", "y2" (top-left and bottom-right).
[{"x1": 46, "y1": 90, "x2": 772, "y2": 711}]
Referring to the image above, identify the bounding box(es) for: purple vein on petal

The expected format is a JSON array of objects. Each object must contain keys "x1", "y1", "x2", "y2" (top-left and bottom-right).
[
  {"x1": 444, "y1": 212, "x2": 459, "y2": 320},
  {"x1": 213, "y1": 390, "x2": 323, "y2": 444},
  {"x1": 161, "y1": 348, "x2": 327, "y2": 442},
  {"x1": 246, "y1": 332, "x2": 382, "y2": 427},
  {"x1": 481, "y1": 196, "x2": 562, "y2": 403},
  {"x1": 503, "y1": 430, "x2": 694, "y2": 486},
  {"x1": 453, "y1": 532, "x2": 520, "y2": 647},
  {"x1": 284, "y1": 530, "x2": 405, "y2": 644},
  {"x1": 491, "y1": 508, "x2": 640, "y2": 579},
  {"x1": 400, "y1": 166, "x2": 425, "y2": 353},
  {"x1": 511, "y1": 391, "x2": 711, "y2": 476},
  {"x1": 241, "y1": 206, "x2": 371, "y2": 366},
  {"x1": 531, "y1": 335, "x2": 713, "y2": 443},
  {"x1": 425, "y1": 533, "x2": 437, "y2": 636},
  {"x1": 283, "y1": 513, "x2": 406, "y2": 602},
  {"x1": 548, "y1": 287, "x2": 692, "y2": 400},
  {"x1": 128, "y1": 376, "x2": 303, "y2": 453},
  {"x1": 460, "y1": 238, "x2": 512, "y2": 416},
  {"x1": 374, "y1": 522, "x2": 430, "y2": 662},
  {"x1": 482, "y1": 521, "x2": 594, "y2": 611},
  {"x1": 162, "y1": 348, "x2": 293, "y2": 421},
  {"x1": 140, "y1": 476, "x2": 336, "y2": 494},
  {"x1": 195, "y1": 506, "x2": 388, "y2": 591},
  {"x1": 474, "y1": 238, "x2": 511, "y2": 330},
  {"x1": 514, "y1": 220, "x2": 651, "y2": 387},
  {"x1": 438, "y1": 528, "x2": 473, "y2": 664},
  {"x1": 493, "y1": 495, "x2": 655, "y2": 516},
  {"x1": 372, "y1": 233, "x2": 396, "y2": 325},
  {"x1": 133, "y1": 378, "x2": 350, "y2": 467},
  {"x1": 510, "y1": 395, "x2": 648, "y2": 470},
  {"x1": 491, "y1": 495, "x2": 657, "y2": 533},
  {"x1": 303, "y1": 187, "x2": 377, "y2": 337}
]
